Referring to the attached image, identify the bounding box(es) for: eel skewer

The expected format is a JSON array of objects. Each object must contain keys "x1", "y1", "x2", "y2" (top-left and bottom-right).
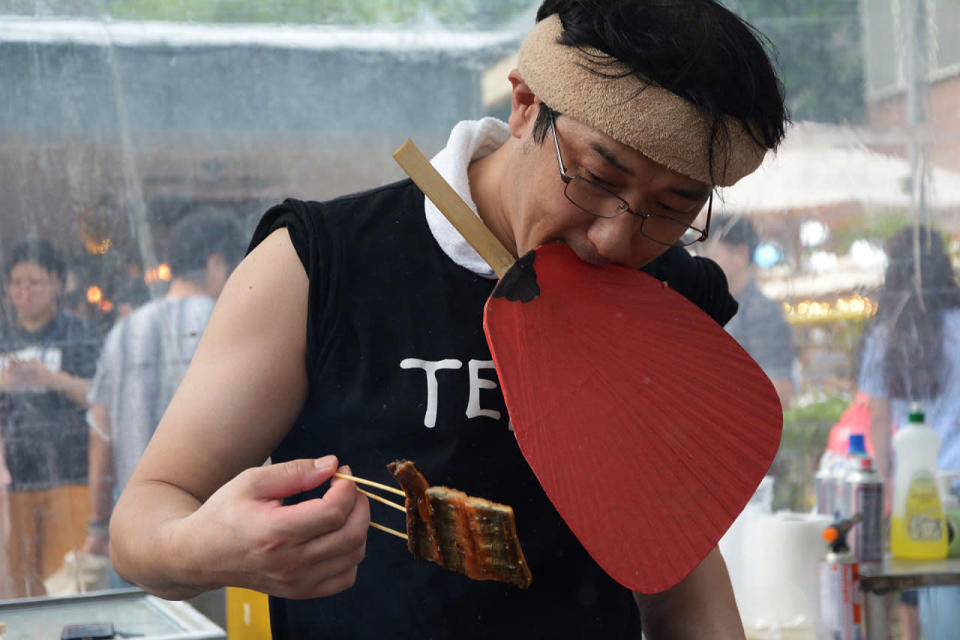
[{"x1": 335, "y1": 463, "x2": 532, "y2": 588}]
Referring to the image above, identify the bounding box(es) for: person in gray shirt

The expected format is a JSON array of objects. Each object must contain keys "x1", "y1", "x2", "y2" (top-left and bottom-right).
[{"x1": 82, "y1": 210, "x2": 246, "y2": 561}]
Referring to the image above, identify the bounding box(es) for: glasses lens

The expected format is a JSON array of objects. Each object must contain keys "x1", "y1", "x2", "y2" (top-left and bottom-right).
[
  {"x1": 643, "y1": 214, "x2": 703, "y2": 247},
  {"x1": 565, "y1": 177, "x2": 623, "y2": 219},
  {"x1": 677, "y1": 225, "x2": 707, "y2": 246}
]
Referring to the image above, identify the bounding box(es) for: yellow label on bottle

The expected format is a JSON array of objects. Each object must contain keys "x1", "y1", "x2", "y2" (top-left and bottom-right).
[{"x1": 905, "y1": 472, "x2": 944, "y2": 541}]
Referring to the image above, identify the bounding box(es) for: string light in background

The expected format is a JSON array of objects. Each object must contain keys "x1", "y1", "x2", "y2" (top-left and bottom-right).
[
  {"x1": 144, "y1": 263, "x2": 172, "y2": 283},
  {"x1": 783, "y1": 294, "x2": 875, "y2": 324},
  {"x1": 86, "y1": 285, "x2": 103, "y2": 304},
  {"x1": 83, "y1": 237, "x2": 111, "y2": 255}
]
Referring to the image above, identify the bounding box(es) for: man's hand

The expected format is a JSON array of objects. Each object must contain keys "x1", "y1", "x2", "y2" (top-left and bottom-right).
[
  {"x1": 0, "y1": 357, "x2": 92, "y2": 405},
  {"x1": 82, "y1": 531, "x2": 110, "y2": 557},
  {"x1": 0, "y1": 358, "x2": 53, "y2": 390},
  {"x1": 114, "y1": 456, "x2": 371, "y2": 601}
]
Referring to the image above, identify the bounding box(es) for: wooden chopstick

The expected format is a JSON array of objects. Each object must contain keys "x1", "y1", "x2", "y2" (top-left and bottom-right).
[
  {"x1": 334, "y1": 471, "x2": 408, "y2": 540},
  {"x1": 370, "y1": 521, "x2": 408, "y2": 540},
  {"x1": 334, "y1": 472, "x2": 405, "y2": 496},
  {"x1": 356, "y1": 487, "x2": 405, "y2": 512}
]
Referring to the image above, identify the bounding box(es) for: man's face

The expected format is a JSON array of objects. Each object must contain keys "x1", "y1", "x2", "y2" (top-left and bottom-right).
[
  {"x1": 5, "y1": 261, "x2": 61, "y2": 326},
  {"x1": 505, "y1": 109, "x2": 712, "y2": 269}
]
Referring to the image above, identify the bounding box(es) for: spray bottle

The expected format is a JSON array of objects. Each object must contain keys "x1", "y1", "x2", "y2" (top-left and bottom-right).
[
  {"x1": 816, "y1": 451, "x2": 838, "y2": 517},
  {"x1": 846, "y1": 455, "x2": 884, "y2": 564},
  {"x1": 819, "y1": 515, "x2": 863, "y2": 640},
  {"x1": 890, "y1": 408, "x2": 948, "y2": 560},
  {"x1": 837, "y1": 434, "x2": 868, "y2": 520}
]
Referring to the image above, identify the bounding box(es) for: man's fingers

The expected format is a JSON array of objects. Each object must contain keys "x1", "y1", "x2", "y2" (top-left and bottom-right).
[
  {"x1": 300, "y1": 475, "x2": 371, "y2": 554},
  {"x1": 275, "y1": 465, "x2": 371, "y2": 539},
  {"x1": 247, "y1": 456, "x2": 338, "y2": 500},
  {"x1": 273, "y1": 565, "x2": 360, "y2": 601}
]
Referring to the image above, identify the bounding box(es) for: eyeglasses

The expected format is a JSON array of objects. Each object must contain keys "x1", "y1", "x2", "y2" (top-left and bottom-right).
[{"x1": 549, "y1": 112, "x2": 711, "y2": 247}]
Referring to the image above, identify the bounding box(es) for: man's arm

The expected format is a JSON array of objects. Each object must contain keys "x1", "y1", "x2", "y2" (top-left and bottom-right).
[
  {"x1": 634, "y1": 546, "x2": 744, "y2": 639},
  {"x1": 46, "y1": 366, "x2": 93, "y2": 407},
  {"x1": 82, "y1": 404, "x2": 114, "y2": 556},
  {"x1": 110, "y1": 228, "x2": 369, "y2": 601}
]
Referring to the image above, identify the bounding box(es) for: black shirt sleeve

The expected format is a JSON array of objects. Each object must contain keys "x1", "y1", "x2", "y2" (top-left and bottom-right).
[
  {"x1": 641, "y1": 246, "x2": 738, "y2": 327},
  {"x1": 247, "y1": 198, "x2": 317, "y2": 271}
]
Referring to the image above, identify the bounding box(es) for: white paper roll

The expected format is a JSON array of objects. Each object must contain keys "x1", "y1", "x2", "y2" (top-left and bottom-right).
[{"x1": 737, "y1": 511, "x2": 833, "y2": 634}]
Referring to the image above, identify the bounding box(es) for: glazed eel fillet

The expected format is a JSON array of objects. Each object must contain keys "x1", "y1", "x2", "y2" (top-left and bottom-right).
[{"x1": 386, "y1": 459, "x2": 532, "y2": 589}]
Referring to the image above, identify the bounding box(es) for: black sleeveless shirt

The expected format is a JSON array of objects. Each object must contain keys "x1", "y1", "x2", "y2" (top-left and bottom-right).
[{"x1": 248, "y1": 179, "x2": 736, "y2": 639}]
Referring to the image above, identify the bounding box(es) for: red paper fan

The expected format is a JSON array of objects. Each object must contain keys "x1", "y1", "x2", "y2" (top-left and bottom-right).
[{"x1": 484, "y1": 244, "x2": 782, "y2": 593}]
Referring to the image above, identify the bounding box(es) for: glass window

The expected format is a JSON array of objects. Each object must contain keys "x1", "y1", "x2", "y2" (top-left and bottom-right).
[{"x1": 1, "y1": 1, "x2": 957, "y2": 638}]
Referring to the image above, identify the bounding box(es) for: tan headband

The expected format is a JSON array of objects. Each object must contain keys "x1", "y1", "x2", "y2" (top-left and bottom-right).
[{"x1": 517, "y1": 14, "x2": 766, "y2": 186}]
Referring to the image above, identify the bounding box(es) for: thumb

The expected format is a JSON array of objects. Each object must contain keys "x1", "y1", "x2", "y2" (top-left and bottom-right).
[{"x1": 247, "y1": 455, "x2": 339, "y2": 500}]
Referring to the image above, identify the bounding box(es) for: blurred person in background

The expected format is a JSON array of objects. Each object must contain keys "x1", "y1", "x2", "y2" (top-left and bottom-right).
[
  {"x1": 858, "y1": 225, "x2": 960, "y2": 640},
  {"x1": 111, "y1": 262, "x2": 152, "y2": 320},
  {"x1": 82, "y1": 211, "x2": 246, "y2": 571},
  {"x1": 698, "y1": 215, "x2": 796, "y2": 408},
  {"x1": 0, "y1": 237, "x2": 102, "y2": 597}
]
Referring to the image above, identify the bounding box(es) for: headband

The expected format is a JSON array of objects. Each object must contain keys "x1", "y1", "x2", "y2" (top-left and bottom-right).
[{"x1": 517, "y1": 15, "x2": 767, "y2": 186}]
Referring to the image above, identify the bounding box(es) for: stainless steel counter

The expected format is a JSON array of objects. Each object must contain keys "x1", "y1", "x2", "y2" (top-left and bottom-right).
[
  {"x1": 0, "y1": 588, "x2": 225, "y2": 640},
  {"x1": 860, "y1": 554, "x2": 960, "y2": 639}
]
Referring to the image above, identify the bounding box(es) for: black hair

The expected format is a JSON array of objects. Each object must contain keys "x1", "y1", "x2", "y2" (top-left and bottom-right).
[
  {"x1": 874, "y1": 226, "x2": 960, "y2": 400},
  {"x1": 531, "y1": 0, "x2": 788, "y2": 183},
  {"x1": 4, "y1": 237, "x2": 66, "y2": 282},
  {"x1": 712, "y1": 215, "x2": 759, "y2": 255},
  {"x1": 166, "y1": 209, "x2": 247, "y2": 283}
]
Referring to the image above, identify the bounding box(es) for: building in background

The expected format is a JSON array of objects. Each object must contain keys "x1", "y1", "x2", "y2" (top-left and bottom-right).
[{"x1": 0, "y1": 18, "x2": 518, "y2": 326}]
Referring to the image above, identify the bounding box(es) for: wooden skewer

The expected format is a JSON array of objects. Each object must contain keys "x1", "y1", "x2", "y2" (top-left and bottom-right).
[
  {"x1": 370, "y1": 521, "x2": 408, "y2": 540},
  {"x1": 334, "y1": 472, "x2": 405, "y2": 497},
  {"x1": 356, "y1": 487, "x2": 406, "y2": 512},
  {"x1": 332, "y1": 471, "x2": 409, "y2": 541}
]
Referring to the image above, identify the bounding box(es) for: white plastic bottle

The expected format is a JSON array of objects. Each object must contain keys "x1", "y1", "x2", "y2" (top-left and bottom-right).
[{"x1": 890, "y1": 408, "x2": 948, "y2": 560}]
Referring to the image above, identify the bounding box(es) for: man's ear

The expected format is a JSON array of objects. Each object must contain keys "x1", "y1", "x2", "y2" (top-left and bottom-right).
[{"x1": 507, "y1": 69, "x2": 540, "y2": 138}]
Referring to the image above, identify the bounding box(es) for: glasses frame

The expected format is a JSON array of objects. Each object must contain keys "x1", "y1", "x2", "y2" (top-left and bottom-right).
[{"x1": 549, "y1": 112, "x2": 711, "y2": 247}]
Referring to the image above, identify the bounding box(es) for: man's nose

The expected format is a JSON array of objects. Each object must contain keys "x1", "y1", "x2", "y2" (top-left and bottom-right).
[{"x1": 586, "y1": 213, "x2": 642, "y2": 265}]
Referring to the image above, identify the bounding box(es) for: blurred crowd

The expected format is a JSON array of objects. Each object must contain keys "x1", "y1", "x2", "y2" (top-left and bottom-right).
[{"x1": 0, "y1": 211, "x2": 247, "y2": 599}]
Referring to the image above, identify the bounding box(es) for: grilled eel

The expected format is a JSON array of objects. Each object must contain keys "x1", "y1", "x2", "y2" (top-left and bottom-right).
[{"x1": 386, "y1": 460, "x2": 532, "y2": 589}]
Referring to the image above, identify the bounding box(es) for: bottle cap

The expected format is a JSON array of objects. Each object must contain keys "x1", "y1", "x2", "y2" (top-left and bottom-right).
[
  {"x1": 908, "y1": 409, "x2": 926, "y2": 424},
  {"x1": 848, "y1": 433, "x2": 867, "y2": 456}
]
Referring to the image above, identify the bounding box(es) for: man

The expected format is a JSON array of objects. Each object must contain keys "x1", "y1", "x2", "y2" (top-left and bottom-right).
[
  {"x1": 83, "y1": 211, "x2": 246, "y2": 563},
  {"x1": 698, "y1": 216, "x2": 796, "y2": 407},
  {"x1": 0, "y1": 237, "x2": 101, "y2": 597},
  {"x1": 110, "y1": 2, "x2": 787, "y2": 637}
]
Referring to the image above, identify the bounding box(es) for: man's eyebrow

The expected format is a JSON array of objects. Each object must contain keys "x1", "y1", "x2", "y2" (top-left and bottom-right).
[
  {"x1": 587, "y1": 141, "x2": 711, "y2": 201},
  {"x1": 589, "y1": 142, "x2": 635, "y2": 177}
]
